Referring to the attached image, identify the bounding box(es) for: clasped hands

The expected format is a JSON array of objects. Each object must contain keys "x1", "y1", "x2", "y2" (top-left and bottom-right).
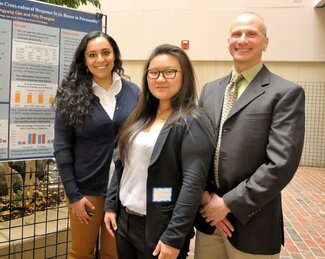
[{"x1": 200, "y1": 191, "x2": 234, "y2": 237}]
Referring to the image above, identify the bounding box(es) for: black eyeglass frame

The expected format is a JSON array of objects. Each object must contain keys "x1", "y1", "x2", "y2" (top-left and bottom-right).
[{"x1": 146, "y1": 68, "x2": 182, "y2": 79}]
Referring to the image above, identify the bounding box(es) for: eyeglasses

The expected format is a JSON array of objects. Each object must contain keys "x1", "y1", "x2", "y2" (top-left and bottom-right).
[{"x1": 146, "y1": 68, "x2": 182, "y2": 79}]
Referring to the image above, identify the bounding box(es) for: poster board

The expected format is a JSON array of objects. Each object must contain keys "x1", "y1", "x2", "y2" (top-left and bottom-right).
[{"x1": 0, "y1": 0, "x2": 103, "y2": 161}]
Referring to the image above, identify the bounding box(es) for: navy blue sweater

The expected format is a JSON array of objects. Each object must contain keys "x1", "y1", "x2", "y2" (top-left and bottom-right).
[{"x1": 54, "y1": 79, "x2": 140, "y2": 203}]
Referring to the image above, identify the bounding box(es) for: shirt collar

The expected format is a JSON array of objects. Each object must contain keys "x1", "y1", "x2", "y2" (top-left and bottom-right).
[
  {"x1": 92, "y1": 72, "x2": 122, "y2": 95},
  {"x1": 231, "y1": 63, "x2": 263, "y2": 84}
]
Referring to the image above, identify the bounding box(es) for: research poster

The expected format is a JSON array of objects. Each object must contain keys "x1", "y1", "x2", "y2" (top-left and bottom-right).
[{"x1": 0, "y1": 0, "x2": 102, "y2": 161}]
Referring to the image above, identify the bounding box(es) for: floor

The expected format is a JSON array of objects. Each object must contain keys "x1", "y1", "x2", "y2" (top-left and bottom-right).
[{"x1": 187, "y1": 167, "x2": 325, "y2": 258}]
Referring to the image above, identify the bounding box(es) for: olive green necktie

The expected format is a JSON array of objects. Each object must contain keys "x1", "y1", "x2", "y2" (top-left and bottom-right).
[{"x1": 214, "y1": 74, "x2": 243, "y2": 187}]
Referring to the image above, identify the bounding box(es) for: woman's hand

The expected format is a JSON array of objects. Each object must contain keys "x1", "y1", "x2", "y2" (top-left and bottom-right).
[
  {"x1": 153, "y1": 240, "x2": 180, "y2": 259},
  {"x1": 104, "y1": 211, "x2": 117, "y2": 237},
  {"x1": 69, "y1": 197, "x2": 95, "y2": 224}
]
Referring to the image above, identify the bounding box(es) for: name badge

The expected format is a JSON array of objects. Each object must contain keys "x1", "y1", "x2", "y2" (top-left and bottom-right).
[{"x1": 152, "y1": 187, "x2": 172, "y2": 202}]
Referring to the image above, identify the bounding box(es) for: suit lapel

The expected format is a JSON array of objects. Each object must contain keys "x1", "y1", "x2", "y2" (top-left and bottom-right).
[
  {"x1": 214, "y1": 74, "x2": 231, "y2": 126},
  {"x1": 227, "y1": 65, "x2": 270, "y2": 120},
  {"x1": 149, "y1": 126, "x2": 171, "y2": 166}
]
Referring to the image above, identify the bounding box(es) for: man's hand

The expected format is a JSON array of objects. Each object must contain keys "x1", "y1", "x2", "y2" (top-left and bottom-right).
[
  {"x1": 200, "y1": 193, "x2": 235, "y2": 234},
  {"x1": 201, "y1": 191, "x2": 212, "y2": 205},
  {"x1": 215, "y1": 217, "x2": 234, "y2": 237},
  {"x1": 200, "y1": 193, "x2": 230, "y2": 224}
]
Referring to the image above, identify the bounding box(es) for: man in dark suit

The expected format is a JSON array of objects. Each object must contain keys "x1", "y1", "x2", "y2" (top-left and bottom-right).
[{"x1": 194, "y1": 12, "x2": 305, "y2": 258}]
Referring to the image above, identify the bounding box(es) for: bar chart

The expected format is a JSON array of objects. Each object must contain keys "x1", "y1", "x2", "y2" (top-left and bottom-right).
[
  {"x1": 14, "y1": 91, "x2": 54, "y2": 106},
  {"x1": 16, "y1": 133, "x2": 53, "y2": 145}
]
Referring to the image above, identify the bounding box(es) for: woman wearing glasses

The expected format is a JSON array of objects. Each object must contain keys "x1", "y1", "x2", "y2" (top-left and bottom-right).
[{"x1": 104, "y1": 44, "x2": 215, "y2": 258}]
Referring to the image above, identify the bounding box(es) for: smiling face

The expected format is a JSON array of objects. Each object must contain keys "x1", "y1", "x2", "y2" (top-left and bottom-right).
[
  {"x1": 147, "y1": 54, "x2": 183, "y2": 107},
  {"x1": 84, "y1": 36, "x2": 115, "y2": 87},
  {"x1": 228, "y1": 13, "x2": 269, "y2": 72}
]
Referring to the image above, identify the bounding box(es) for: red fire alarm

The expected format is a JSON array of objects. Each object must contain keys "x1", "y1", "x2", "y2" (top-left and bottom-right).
[{"x1": 181, "y1": 40, "x2": 189, "y2": 50}]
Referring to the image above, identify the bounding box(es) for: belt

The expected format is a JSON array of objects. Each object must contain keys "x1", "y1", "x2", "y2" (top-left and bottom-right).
[{"x1": 124, "y1": 207, "x2": 145, "y2": 218}]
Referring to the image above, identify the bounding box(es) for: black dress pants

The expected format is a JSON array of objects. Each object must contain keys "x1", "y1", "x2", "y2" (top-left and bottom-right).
[
  {"x1": 116, "y1": 207, "x2": 190, "y2": 259},
  {"x1": 117, "y1": 207, "x2": 146, "y2": 258}
]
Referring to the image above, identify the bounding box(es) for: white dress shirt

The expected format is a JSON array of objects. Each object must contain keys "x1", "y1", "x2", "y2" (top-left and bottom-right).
[{"x1": 92, "y1": 72, "x2": 122, "y2": 119}]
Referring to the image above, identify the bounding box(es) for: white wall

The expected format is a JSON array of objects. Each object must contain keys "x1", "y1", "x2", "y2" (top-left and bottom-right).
[
  {"x1": 121, "y1": 60, "x2": 325, "y2": 92},
  {"x1": 80, "y1": 0, "x2": 325, "y2": 62},
  {"x1": 79, "y1": 1, "x2": 325, "y2": 167}
]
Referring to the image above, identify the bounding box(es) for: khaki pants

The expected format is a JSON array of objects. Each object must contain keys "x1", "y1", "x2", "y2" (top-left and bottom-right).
[
  {"x1": 194, "y1": 229, "x2": 280, "y2": 259},
  {"x1": 68, "y1": 195, "x2": 117, "y2": 259}
]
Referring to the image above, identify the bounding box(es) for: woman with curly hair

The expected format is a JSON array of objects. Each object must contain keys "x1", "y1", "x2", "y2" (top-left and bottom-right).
[
  {"x1": 54, "y1": 31, "x2": 140, "y2": 258},
  {"x1": 104, "y1": 44, "x2": 215, "y2": 258}
]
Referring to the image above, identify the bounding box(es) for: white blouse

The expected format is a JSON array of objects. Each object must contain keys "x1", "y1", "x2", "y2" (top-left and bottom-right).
[{"x1": 119, "y1": 125, "x2": 163, "y2": 215}]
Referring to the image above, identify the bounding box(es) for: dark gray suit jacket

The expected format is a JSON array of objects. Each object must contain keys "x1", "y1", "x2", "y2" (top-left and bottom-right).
[
  {"x1": 195, "y1": 65, "x2": 305, "y2": 255},
  {"x1": 105, "y1": 108, "x2": 215, "y2": 258}
]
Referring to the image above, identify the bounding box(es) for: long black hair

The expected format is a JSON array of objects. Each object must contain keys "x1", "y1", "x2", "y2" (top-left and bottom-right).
[
  {"x1": 55, "y1": 31, "x2": 126, "y2": 129},
  {"x1": 118, "y1": 44, "x2": 212, "y2": 163}
]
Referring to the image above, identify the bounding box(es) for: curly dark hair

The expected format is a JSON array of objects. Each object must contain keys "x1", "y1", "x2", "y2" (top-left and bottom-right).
[{"x1": 55, "y1": 31, "x2": 127, "y2": 129}]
